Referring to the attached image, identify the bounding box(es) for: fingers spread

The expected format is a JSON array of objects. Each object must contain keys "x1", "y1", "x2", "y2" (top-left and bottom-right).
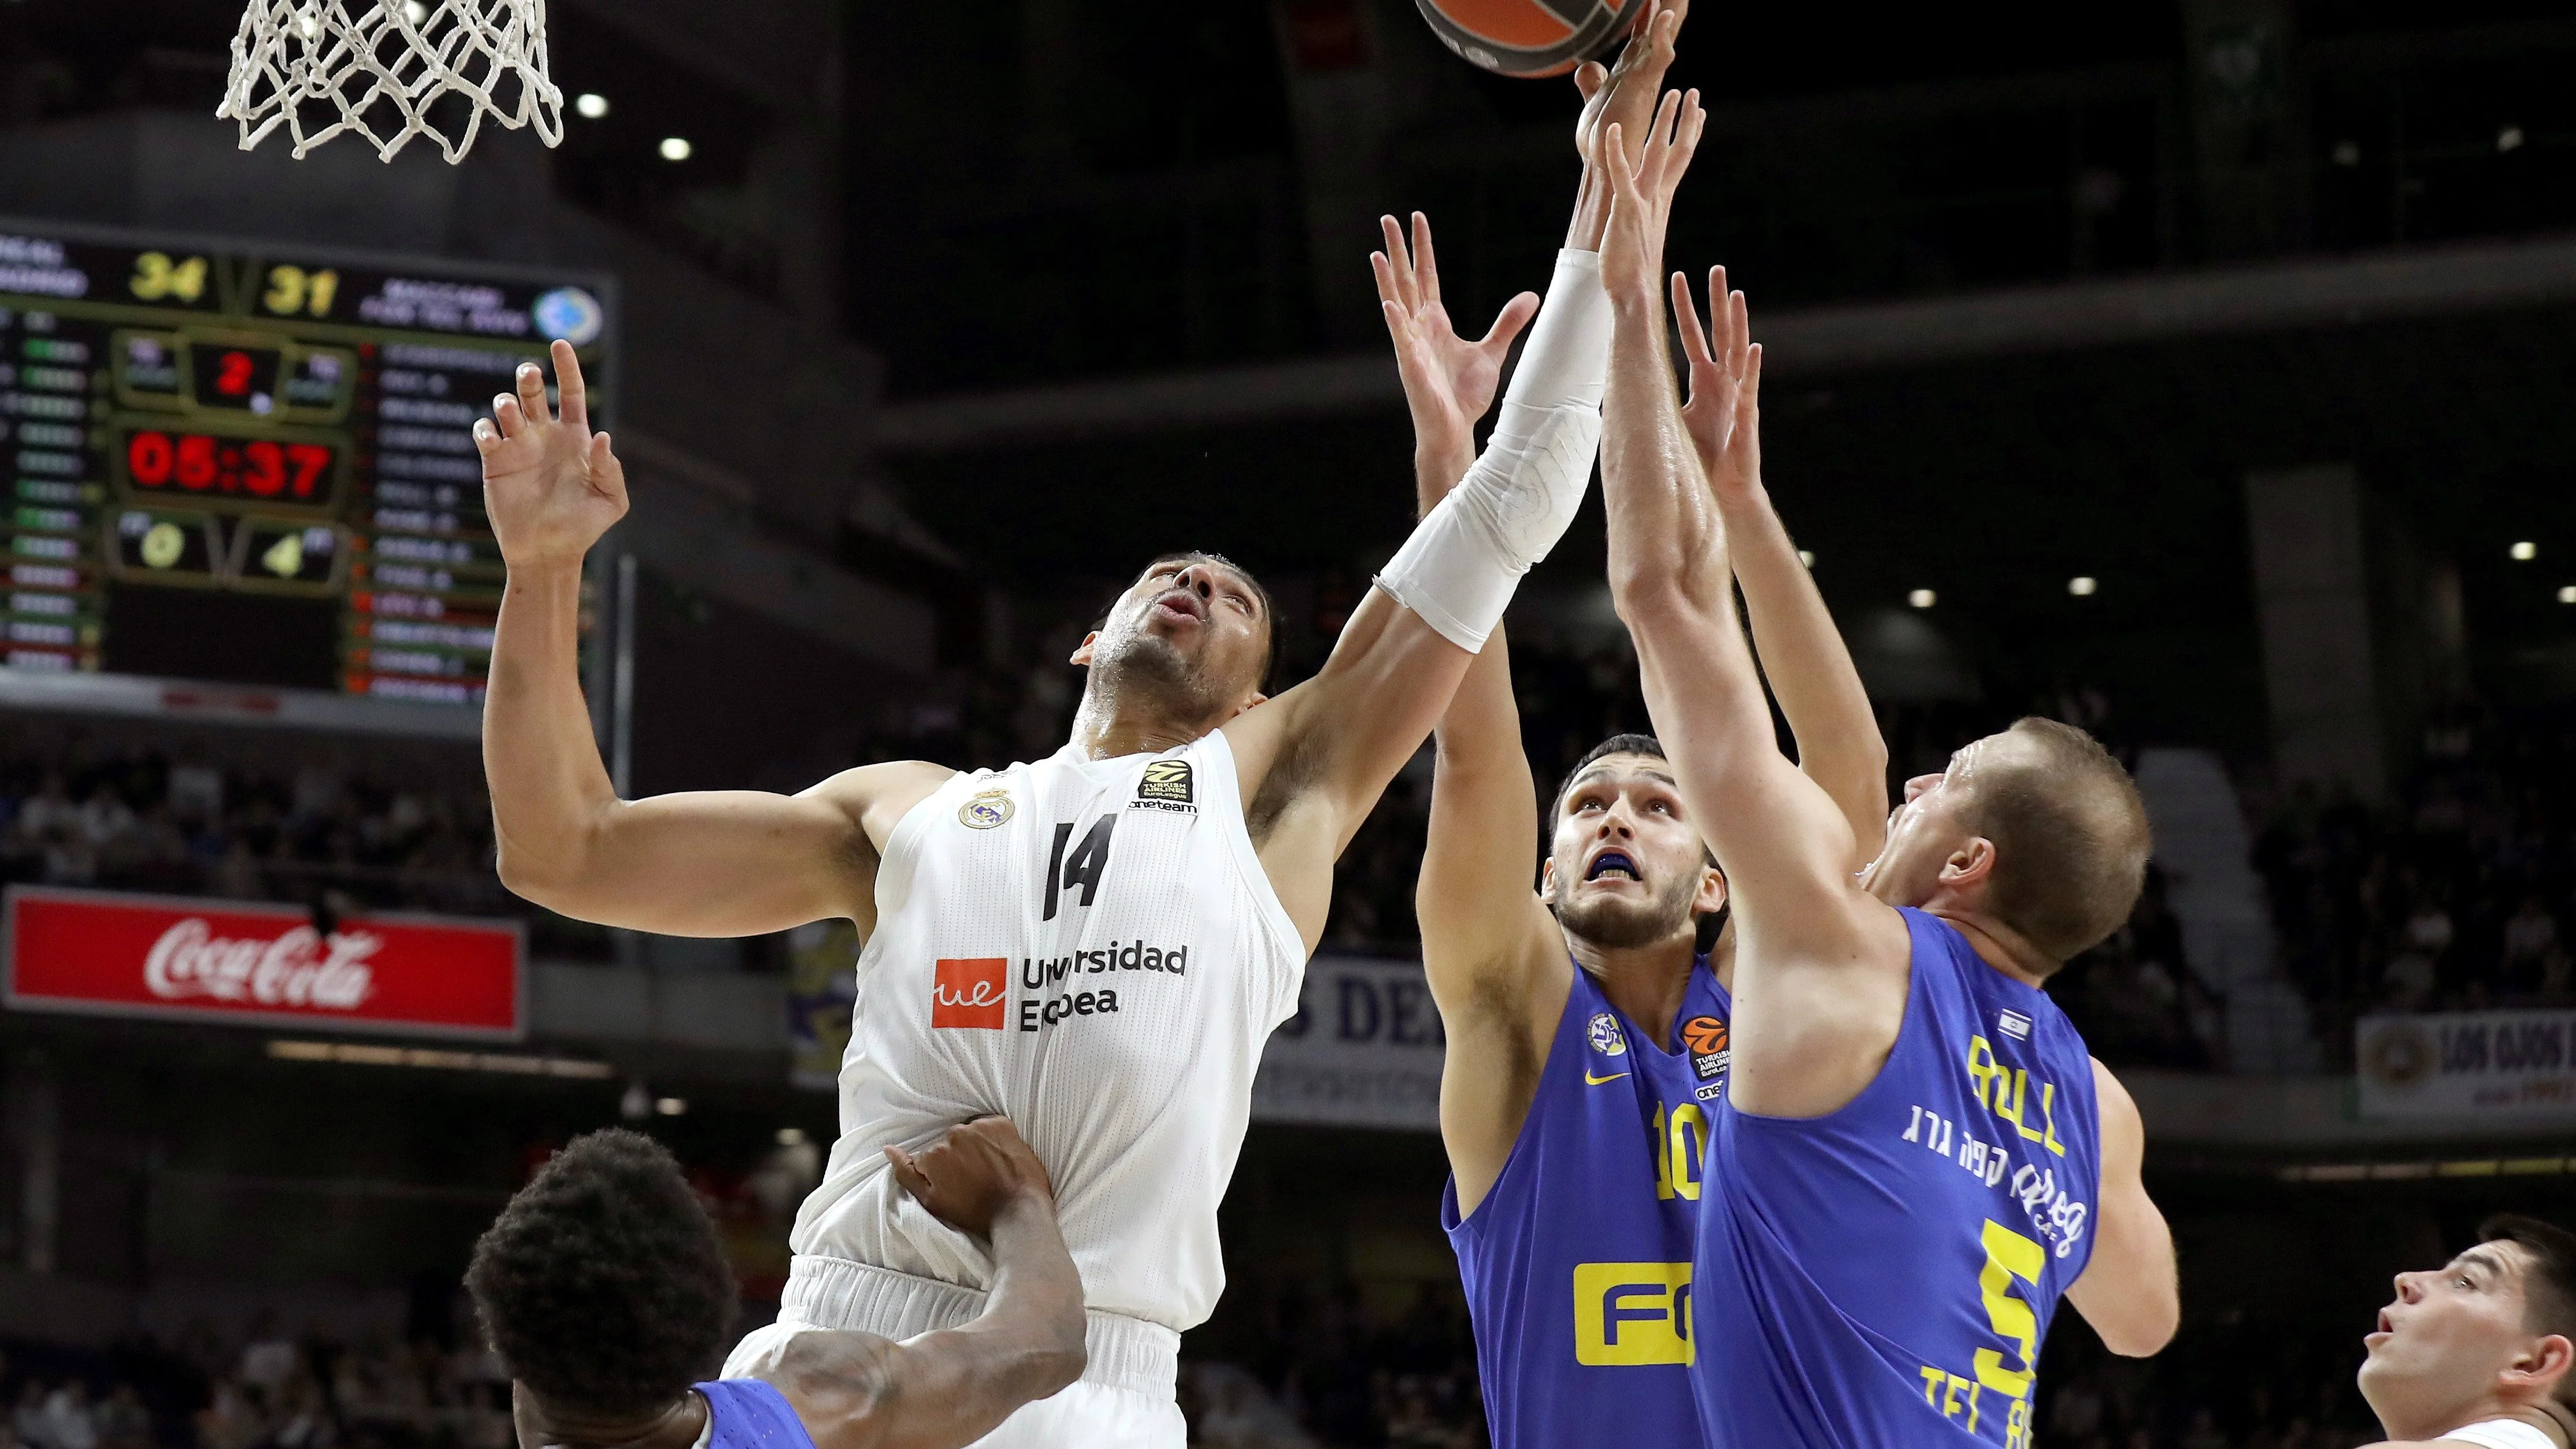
[
  {"x1": 1728, "y1": 290, "x2": 1752, "y2": 376},
  {"x1": 550, "y1": 339, "x2": 589, "y2": 432},
  {"x1": 472, "y1": 417, "x2": 500, "y2": 455},
  {"x1": 492, "y1": 394, "x2": 527, "y2": 440},
  {"x1": 1671, "y1": 272, "x2": 1711, "y2": 364},
  {"x1": 514, "y1": 361, "x2": 549, "y2": 428},
  {"x1": 1412, "y1": 213, "x2": 1441, "y2": 306},
  {"x1": 1480, "y1": 291, "x2": 1540, "y2": 354}
]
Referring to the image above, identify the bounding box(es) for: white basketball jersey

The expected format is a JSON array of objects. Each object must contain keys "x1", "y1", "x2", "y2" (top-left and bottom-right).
[{"x1": 793, "y1": 729, "x2": 1308, "y2": 1332}]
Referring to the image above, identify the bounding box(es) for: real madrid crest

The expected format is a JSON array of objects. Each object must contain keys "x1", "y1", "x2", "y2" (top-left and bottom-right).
[{"x1": 958, "y1": 788, "x2": 1014, "y2": 830}]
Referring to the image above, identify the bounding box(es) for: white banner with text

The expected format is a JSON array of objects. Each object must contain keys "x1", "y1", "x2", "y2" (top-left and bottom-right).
[
  {"x1": 2357, "y1": 1010, "x2": 2576, "y2": 1120},
  {"x1": 1252, "y1": 954, "x2": 1445, "y2": 1131}
]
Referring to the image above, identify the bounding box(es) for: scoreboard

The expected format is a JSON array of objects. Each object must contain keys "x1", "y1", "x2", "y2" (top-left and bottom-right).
[{"x1": 0, "y1": 218, "x2": 613, "y2": 706}]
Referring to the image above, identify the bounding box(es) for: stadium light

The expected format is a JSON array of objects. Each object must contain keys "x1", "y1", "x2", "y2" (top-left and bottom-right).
[
  {"x1": 2069, "y1": 576, "x2": 2098, "y2": 596},
  {"x1": 659, "y1": 136, "x2": 692, "y2": 162},
  {"x1": 1797, "y1": 550, "x2": 1815, "y2": 569},
  {"x1": 1907, "y1": 588, "x2": 1936, "y2": 609},
  {"x1": 2499, "y1": 125, "x2": 2526, "y2": 154},
  {"x1": 2330, "y1": 140, "x2": 2360, "y2": 167},
  {"x1": 2513, "y1": 541, "x2": 2538, "y2": 561},
  {"x1": 575, "y1": 92, "x2": 609, "y2": 119},
  {"x1": 2560, "y1": 586, "x2": 2576, "y2": 605},
  {"x1": 778, "y1": 1127, "x2": 809, "y2": 1147},
  {"x1": 656, "y1": 1095, "x2": 689, "y2": 1115}
]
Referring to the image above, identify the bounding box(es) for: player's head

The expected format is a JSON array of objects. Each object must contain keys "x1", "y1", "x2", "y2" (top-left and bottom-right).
[
  {"x1": 466, "y1": 1129, "x2": 735, "y2": 1444},
  {"x1": 2359, "y1": 1215, "x2": 2576, "y2": 1439},
  {"x1": 1540, "y1": 734, "x2": 1725, "y2": 950},
  {"x1": 1860, "y1": 717, "x2": 2148, "y2": 969},
  {"x1": 1072, "y1": 553, "x2": 1274, "y2": 728}
]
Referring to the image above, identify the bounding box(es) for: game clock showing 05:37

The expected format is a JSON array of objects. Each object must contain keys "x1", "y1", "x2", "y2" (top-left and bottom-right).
[{"x1": 0, "y1": 219, "x2": 613, "y2": 704}]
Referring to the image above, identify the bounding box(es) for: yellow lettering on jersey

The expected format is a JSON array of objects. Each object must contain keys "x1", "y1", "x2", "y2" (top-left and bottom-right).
[
  {"x1": 1653, "y1": 1104, "x2": 1673, "y2": 1201},
  {"x1": 1993, "y1": 1068, "x2": 2045, "y2": 1144},
  {"x1": 1666, "y1": 1102, "x2": 1708, "y2": 1202},
  {"x1": 1917, "y1": 1366, "x2": 1984, "y2": 1433},
  {"x1": 1573, "y1": 1262, "x2": 1693, "y2": 1366},
  {"x1": 1973, "y1": 1219, "x2": 2045, "y2": 1399},
  {"x1": 2005, "y1": 1395, "x2": 2034, "y2": 1449},
  {"x1": 1965, "y1": 1035, "x2": 2004, "y2": 1111},
  {"x1": 2038, "y1": 1080, "x2": 2064, "y2": 1157}
]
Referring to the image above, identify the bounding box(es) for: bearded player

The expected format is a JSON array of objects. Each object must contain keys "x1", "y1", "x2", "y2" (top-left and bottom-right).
[
  {"x1": 1582, "y1": 116, "x2": 2180, "y2": 1446},
  {"x1": 2358, "y1": 1216, "x2": 2576, "y2": 1449},
  {"x1": 1374, "y1": 83, "x2": 1891, "y2": 1449},
  {"x1": 469, "y1": 32, "x2": 1681, "y2": 1446}
]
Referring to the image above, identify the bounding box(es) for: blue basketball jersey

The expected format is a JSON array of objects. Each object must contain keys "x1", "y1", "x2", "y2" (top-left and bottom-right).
[
  {"x1": 1444, "y1": 954, "x2": 1733, "y2": 1449},
  {"x1": 1689, "y1": 908, "x2": 2101, "y2": 1449},
  {"x1": 696, "y1": 1378, "x2": 818, "y2": 1449}
]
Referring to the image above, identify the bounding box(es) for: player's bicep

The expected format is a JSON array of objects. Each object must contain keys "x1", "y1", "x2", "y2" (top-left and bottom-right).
[{"x1": 1298, "y1": 590, "x2": 1476, "y2": 832}]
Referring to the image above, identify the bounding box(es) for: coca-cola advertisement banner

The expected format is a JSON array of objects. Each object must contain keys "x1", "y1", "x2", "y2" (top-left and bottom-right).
[{"x1": 3, "y1": 886, "x2": 524, "y2": 1039}]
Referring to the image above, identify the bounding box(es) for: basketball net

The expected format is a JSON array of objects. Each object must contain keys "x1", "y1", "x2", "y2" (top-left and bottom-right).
[{"x1": 217, "y1": 0, "x2": 562, "y2": 164}]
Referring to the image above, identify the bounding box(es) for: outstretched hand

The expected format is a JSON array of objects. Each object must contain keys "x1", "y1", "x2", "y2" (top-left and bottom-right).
[
  {"x1": 887, "y1": 1116, "x2": 1055, "y2": 1240},
  {"x1": 1568, "y1": 0, "x2": 1688, "y2": 248},
  {"x1": 1598, "y1": 88, "x2": 1708, "y2": 308},
  {"x1": 1372, "y1": 212, "x2": 1539, "y2": 473},
  {"x1": 1674, "y1": 265, "x2": 1763, "y2": 503},
  {"x1": 473, "y1": 338, "x2": 627, "y2": 572}
]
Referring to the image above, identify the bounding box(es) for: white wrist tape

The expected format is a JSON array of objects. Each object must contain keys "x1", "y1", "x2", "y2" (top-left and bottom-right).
[{"x1": 1376, "y1": 249, "x2": 1610, "y2": 651}]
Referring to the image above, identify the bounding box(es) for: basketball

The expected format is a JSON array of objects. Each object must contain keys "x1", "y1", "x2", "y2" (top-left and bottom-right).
[{"x1": 1415, "y1": 0, "x2": 1651, "y2": 77}]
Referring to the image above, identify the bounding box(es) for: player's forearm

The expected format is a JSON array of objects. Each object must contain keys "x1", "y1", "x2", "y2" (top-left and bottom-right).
[
  {"x1": 483, "y1": 557, "x2": 619, "y2": 898},
  {"x1": 1419, "y1": 626, "x2": 1541, "y2": 958},
  {"x1": 1717, "y1": 484, "x2": 1890, "y2": 863},
  {"x1": 870, "y1": 1197, "x2": 1085, "y2": 1449}
]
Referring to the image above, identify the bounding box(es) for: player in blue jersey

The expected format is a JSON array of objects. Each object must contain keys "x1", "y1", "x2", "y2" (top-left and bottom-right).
[
  {"x1": 1587, "y1": 116, "x2": 2180, "y2": 1448},
  {"x1": 1375, "y1": 50, "x2": 1891, "y2": 1449},
  {"x1": 468, "y1": 1120, "x2": 1084, "y2": 1449}
]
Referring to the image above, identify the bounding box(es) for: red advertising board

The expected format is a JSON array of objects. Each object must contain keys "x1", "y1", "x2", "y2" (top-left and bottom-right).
[{"x1": 3, "y1": 885, "x2": 524, "y2": 1040}]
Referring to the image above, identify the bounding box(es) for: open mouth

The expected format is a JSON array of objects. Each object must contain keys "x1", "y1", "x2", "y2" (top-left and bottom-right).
[
  {"x1": 1585, "y1": 850, "x2": 1641, "y2": 883},
  {"x1": 1151, "y1": 590, "x2": 1206, "y2": 624}
]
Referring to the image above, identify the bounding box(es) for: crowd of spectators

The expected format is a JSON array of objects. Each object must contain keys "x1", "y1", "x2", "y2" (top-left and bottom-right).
[
  {"x1": 2253, "y1": 705, "x2": 2576, "y2": 1062},
  {"x1": 0, "y1": 1326, "x2": 510, "y2": 1449},
  {"x1": 1185, "y1": 1278, "x2": 1484, "y2": 1449}
]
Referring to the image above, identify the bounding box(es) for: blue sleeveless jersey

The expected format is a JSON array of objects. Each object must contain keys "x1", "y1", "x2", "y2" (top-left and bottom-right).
[
  {"x1": 1689, "y1": 909, "x2": 2101, "y2": 1449},
  {"x1": 1444, "y1": 955, "x2": 1732, "y2": 1449},
  {"x1": 696, "y1": 1379, "x2": 818, "y2": 1449}
]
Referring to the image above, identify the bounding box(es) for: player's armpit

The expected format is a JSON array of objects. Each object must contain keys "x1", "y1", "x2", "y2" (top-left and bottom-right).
[
  {"x1": 2062, "y1": 1059, "x2": 2178, "y2": 1357},
  {"x1": 495, "y1": 760, "x2": 951, "y2": 939}
]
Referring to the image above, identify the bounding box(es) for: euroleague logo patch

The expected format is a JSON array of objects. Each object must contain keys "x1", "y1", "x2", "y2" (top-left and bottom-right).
[
  {"x1": 1682, "y1": 1014, "x2": 1730, "y2": 1099},
  {"x1": 1132, "y1": 759, "x2": 1196, "y2": 813},
  {"x1": 931, "y1": 957, "x2": 1007, "y2": 1029},
  {"x1": 958, "y1": 788, "x2": 1013, "y2": 830}
]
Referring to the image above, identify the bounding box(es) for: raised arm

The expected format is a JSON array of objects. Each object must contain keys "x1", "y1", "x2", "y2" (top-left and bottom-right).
[
  {"x1": 475, "y1": 342, "x2": 950, "y2": 937},
  {"x1": 1371, "y1": 211, "x2": 1572, "y2": 1209},
  {"x1": 1225, "y1": 4, "x2": 1687, "y2": 898},
  {"x1": 1594, "y1": 109, "x2": 1910, "y2": 1118},
  {"x1": 757, "y1": 1119, "x2": 1086, "y2": 1449},
  {"x1": 1673, "y1": 270, "x2": 1890, "y2": 869}
]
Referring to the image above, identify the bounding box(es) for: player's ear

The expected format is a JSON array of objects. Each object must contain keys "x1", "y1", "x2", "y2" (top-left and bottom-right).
[
  {"x1": 1940, "y1": 836, "x2": 1997, "y2": 889},
  {"x1": 2514, "y1": 1332, "x2": 2575, "y2": 1394},
  {"x1": 1695, "y1": 866, "x2": 1727, "y2": 915},
  {"x1": 1069, "y1": 631, "x2": 1099, "y2": 666},
  {"x1": 1538, "y1": 856, "x2": 1560, "y2": 895}
]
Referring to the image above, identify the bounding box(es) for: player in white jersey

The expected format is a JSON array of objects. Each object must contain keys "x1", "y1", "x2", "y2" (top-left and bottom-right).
[
  {"x1": 468, "y1": 34, "x2": 1687, "y2": 1446},
  {"x1": 2359, "y1": 1215, "x2": 2576, "y2": 1449}
]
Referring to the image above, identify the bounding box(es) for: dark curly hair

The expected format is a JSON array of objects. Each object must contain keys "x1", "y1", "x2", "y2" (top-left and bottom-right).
[{"x1": 465, "y1": 1129, "x2": 737, "y2": 1419}]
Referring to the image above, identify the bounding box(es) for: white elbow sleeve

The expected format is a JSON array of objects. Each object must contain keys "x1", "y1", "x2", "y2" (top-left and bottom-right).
[{"x1": 1376, "y1": 249, "x2": 1610, "y2": 651}]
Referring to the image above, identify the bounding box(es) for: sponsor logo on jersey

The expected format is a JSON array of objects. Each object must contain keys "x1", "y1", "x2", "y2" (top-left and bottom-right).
[
  {"x1": 1997, "y1": 1008, "x2": 2032, "y2": 1042},
  {"x1": 1131, "y1": 759, "x2": 1196, "y2": 813},
  {"x1": 1682, "y1": 1013, "x2": 1730, "y2": 1097},
  {"x1": 1021, "y1": 988, "x2": 1120, "y2": 1031},
  {"x1": 1584, "y1": 1068, "x2": 1630, "y2": 1086},
  {"x1": 958, "y1": 788, "x2": 1014, "y2": 830},
  {"x1": 1020, "y1": 941, "x2": 1187, "y2": 985},
  {"x1": 931, "y1": 957, "x2": 1008, "y2": 1029},
  {"x1": 1572, "y1": 1262, "x2": 1693, "y2": 1366},
  {"x1": 1587, "y1": 1011, "x2": 1626, "y2": 1057}
]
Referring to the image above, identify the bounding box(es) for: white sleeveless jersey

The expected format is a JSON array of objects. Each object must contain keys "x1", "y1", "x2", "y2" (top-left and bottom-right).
[{"x1": 793, "y1": 729, "x2": 1309, "y2": 1332}]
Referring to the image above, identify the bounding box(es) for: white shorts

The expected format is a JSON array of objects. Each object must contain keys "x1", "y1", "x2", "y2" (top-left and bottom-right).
[{"x1": 721, "y1": 1256, "x2": 1187, "y2": 1449}]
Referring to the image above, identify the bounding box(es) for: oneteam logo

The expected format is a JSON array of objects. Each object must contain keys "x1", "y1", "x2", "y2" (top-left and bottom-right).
[
  {"x1": 1132, "y1": 759, "x2": 1195, "y2": 813},
  {"x1": 931, "y1": 957, "x2": 1008, "y2": 1029},
  {"x1": 1587, "y1": 1011, "x2": 1627, "y2": 1057}
]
